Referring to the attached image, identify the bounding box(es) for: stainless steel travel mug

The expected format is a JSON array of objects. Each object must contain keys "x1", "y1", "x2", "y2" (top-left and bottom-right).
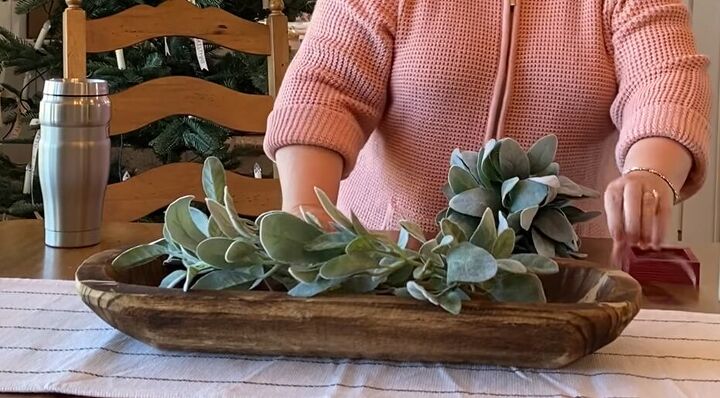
[{"x1": 38, "y1": 78, "x2": 111, "y2": 248}]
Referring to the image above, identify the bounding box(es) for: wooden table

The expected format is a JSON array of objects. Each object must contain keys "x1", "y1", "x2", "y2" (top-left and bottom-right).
[
  {"x1": 0, "y1": 220, "x2": 163, "y2": 280},
  {"x1": 1, "y1": 219, "x2": 719, "y2": 313},
  {"x1": 0, "y1": 219, "x2": 719, "y2": 398}
]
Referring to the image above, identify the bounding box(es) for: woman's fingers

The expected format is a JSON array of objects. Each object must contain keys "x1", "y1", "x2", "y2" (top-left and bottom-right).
[
  {"x1": 623, "y1": 182, "x2": 643, "y2": 244},
  {"x1": 605, "y1": 172, "x2": 674, "y2": 252},
  {"x1": 652, "y1": 192, "x2": 672, "y2": 249},
  {"x1": 604, "y1": 181, "x2": 625, "y2": 241},
  {"x1": 640, "y1": 190, "x2": 657, "y2": 248}
]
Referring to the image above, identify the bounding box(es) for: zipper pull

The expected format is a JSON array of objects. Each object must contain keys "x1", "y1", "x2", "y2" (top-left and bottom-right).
[{"x1": 510, "y1": 0, "x2": 516, "y2": 6}]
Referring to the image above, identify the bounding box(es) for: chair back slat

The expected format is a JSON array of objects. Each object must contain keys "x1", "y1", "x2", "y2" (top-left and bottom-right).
[
  {"x1": 103, "y1": 163, "x2": 282, "y2": 222},
  {"x1": 267, "y1": 9, "x2": 289, "y2": 97},
  {"x1": 109, "y1": 76, "x2": 274, "y2": 136},
  {"x1": 60, "y1": 0, "x2": 289, "y2": 219},
  {"x1": 63, "y1": 4, "x2": 87, "y2": 78},
  {"x1": 86, "y1": 0, "x2": 272, "y2": 55}
]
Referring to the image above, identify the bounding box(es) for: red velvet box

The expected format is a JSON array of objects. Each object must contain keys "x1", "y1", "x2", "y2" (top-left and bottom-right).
[{"x1": 623, "y1": 246, "x2": 700, "y2": 288}]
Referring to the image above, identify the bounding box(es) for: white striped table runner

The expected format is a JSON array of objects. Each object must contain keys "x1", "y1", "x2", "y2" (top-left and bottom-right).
[{"x1": 0, "y1": 278, "x2": 718, "y2": 398}]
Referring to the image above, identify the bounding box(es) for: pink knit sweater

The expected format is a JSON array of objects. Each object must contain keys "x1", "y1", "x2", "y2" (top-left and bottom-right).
[{"x1": 264, "y1": 0, "x2": 710, "y2": 237}]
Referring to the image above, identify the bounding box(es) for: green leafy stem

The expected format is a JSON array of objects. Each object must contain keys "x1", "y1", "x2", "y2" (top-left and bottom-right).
[{"x1": 113, "y1": 135, "x2": 602, "y2": 315}]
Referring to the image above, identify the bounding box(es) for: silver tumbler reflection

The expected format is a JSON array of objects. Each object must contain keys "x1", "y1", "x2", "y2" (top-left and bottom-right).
[{"x1": 38, "y1": 79, "x2": 111, "y2": 248}]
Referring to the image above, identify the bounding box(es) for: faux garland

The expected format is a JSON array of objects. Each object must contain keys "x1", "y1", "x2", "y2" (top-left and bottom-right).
[{"x1": 113, "y1": 135, "x2": 599, "y2": 314}]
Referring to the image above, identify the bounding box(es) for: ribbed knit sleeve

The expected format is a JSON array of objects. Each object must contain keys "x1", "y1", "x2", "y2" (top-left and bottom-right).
[
  {"x1": 605, "y1": 0, "x2": 711, "y2": 199},
  {"x1": 263, "y1": 0, "x2": 397, "y2": 177}
]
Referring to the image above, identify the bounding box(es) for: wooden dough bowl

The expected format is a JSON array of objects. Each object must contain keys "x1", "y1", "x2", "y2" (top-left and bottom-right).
[{"x1": 76, "y1": 250, "x2": 641, "y2": 369}]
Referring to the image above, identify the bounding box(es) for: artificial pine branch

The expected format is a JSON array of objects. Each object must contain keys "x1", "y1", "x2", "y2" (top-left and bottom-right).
[
  {"x1": 14, "y1": 0, "x2": 52, "y2": 15},
  {"x1": 2, "y1": 0, "x2": 316, "y2": 168}
]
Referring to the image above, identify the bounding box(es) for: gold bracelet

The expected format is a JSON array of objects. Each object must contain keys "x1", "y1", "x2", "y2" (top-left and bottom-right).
[{"x1": 623, "y1": 167, "x2": 681, "y2": 204}]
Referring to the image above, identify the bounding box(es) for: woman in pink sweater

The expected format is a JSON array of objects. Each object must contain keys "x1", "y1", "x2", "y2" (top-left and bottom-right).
[{"x1": 264, "y1": 0, "x2": 710, "y2": 253}]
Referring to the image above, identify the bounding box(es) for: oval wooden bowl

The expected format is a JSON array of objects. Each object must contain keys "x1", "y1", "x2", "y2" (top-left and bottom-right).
[{"x1": 76, "y1": 250, "x2": 641, "y2": 368}]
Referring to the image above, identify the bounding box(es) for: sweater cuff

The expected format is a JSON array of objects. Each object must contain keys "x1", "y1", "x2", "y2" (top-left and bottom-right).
[
  {"x1": 264, "y1": 105, "x2": 368, "y2": 178},
  {"x1": 616, "y1": 104, "x2": 709, "y2": 200}
]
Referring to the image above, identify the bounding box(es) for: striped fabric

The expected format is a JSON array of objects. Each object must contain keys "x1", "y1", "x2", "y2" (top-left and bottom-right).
[{"x1": 0, "y1": 278, "x2": 718, "y2": 398}]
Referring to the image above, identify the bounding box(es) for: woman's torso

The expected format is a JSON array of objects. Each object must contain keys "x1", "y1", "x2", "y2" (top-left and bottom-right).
[{"x1": 338, "y1": 0, "x2": 618, "y2": 236}]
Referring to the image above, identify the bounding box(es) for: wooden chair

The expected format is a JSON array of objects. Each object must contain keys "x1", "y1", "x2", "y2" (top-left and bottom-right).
[
  {"x1": 0, "y1": 0, "x2": 287, "y2": 276},
  {"x1": 65, "y1": 0, "x2": 286, "y2": 221}
]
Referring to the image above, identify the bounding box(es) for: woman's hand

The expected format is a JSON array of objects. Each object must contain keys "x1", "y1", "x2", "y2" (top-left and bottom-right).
[
  {"x1": 604, "y1": 171, "x2": 674, "y2": 252},
  {"x1": 275, "y1": 145, "x2": 343, "y2": 230},
  {"x1": 605, "y1": 137, "x2": 691, "y2": 267}
]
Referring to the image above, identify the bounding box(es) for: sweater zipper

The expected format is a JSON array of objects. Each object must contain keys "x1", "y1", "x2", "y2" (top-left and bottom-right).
[{"x1": 485, "y1": 0, "x2": 519, "y2": 142}]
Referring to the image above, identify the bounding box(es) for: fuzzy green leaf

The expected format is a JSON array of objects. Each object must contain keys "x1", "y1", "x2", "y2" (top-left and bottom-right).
[
  {"x1": 406, "y1": 281, "x2": 440, "y2": 305},
  {"x1": 508, "y1": 180, "x2": 548, "y2": 213},
  {"x1": 442, "y1": 183, "x2": 454, "y2": 200},
  {"x1": 315, "y1": 188, "x2": 354, "y2": 231},
  {"x1": 436, "y1": 208, "x2": 448, "y2": 225},
  {"x1": 537, "y1": 162, "x2": 560, "y2": 176},
  {"x1": 511, "y1": 254, "x2": 559, "y2": 274},
  {"x1": 196, "y1": 237, "x2": 238, "y2": 269},
  {"x1": 112, "y1": 243, "x2": 168, "y2": 271},
  {"x1": 206, "y1": 198, "x2": 240, "y2": 238},
  {"x1": 499, "y1": 138, "x2": 530, "y2": 179},
  {"x1": 162, "y1": 225, "x2": 181, "y2": 253},
  {"x1": 501, "y1": 177, "x2": 520, "y2": 205},
  {"x1": 223, "y1": 188, "x2": 257, "y2": 240},
  {"x1": 289, "y1": 266, "x2": 320, "y2": 283},
  {"x1": 544, "y1": 186, "x2": 559, "y2": 206},
  {"x1": 528, "y1": 175, "x2": 560, "y2": 188},
  {"x1": 451, "y1": 149, "x2": 480, "y2": 180},
  {"x1": 520, "y1": 205, "x2": 539, "y2": 231},
  {"x1": 441, "y1": 218, "x2": 468, "y2": 242},
  {"x1": 420, "y1": 240, "x2": 443, "y2": 265},
  {"x1": 183, "y1": 266, "x2": 200, "y2": 292},
  {"x1": 386, "y1": 263, "x2": 415, "y2": 287},
  {"x1": 561, "y1": 206, "x2": 602, "y2": 224},
  {"x1": 482, "y1": 139, "x2": 498, "y2": 163},
  {"x1": 400, "y1": 220, "x2": 426, "y2": 242},
  {"x1": 300, "y1": 207, "x2": 324, "y2": 229},
  {"x1": 534, "y1": 209, "x2": 577, "y2": 243},
  {"x1": 488, "y1": 273, "x2": 547, "y2": 303},
  {"x1": 497, "y1": 211, "x2": 510, "y2": 233},
  {"x1": 259, "y1": 212, "x2": 327, "y2": 264},
  {"x1": 492, "y1": 228, "x2": 516, "y2": 258},
  {"x1": 446, "y1": 211, "x2": 479, "y2": 240},
  {"x1": 527, "y1": 134, "x2": 558, "y2": 174},
  {"x1": 159, "y1": 270, "x2": 186, "y2": 289},
  {"x1": 496, "y1": 258, "x2": 528, "y2": 274},
  {"x1": 432, "y1": 235, "x2": 456, "y2": 255},
  {"x1": 507, "y1": 212, "x2": 521, "y2": 231},
  {"x1": 469, "y1": 207, "x2": 496, "y2": 251},
  {"x1": 557, "y1": 176, "x2": 600, "y2": 198},
  {"x1": 189, "y1": 207, "x2": 210, "y2": 237},
  {"x1": 346, "y1": 236, "x2": 377, "y2": 253},
  {"x1": 207, "y1": 216, "x2": 224, "y2": 237},
  {"x1": 481, "y1": 144, "x2": 502, "y2": 183},
  {"x1": 165, "y1": 196, "x2": 207, "y2": 252},
  {"x1": 397, "y1": 228, "x2": 410, "y2": 249},
  {"x1": 339, "y1": 275, "x2": 384, "y2": 294},
  {"x1": 531, "y1": 228, "x2": 556, "y2": 258},
  {"x1": 449, "y1": 166, "x2": 479, "y2": 194},
  {"x1": 447, "y1": 242, "x2": 498, "y2": 284},
  {"x1": 351, "y1": 212, "x2": 370, "y2": 236},
  {"x1": 288, "y1": 278, "x2": 341, "y2": 297},
  {"x1": 319, "y1": 253, "x2": 379, "y2": 279},
  {"x1": 438, "y1": 289, "x2": 464, "y2": 315},
  {"x1": 305, "y1": 231, "x2": 353, "y2": 252},
  {"x1": 225, "y1": 240, "x2": 260, "y2": 264},
  {"x1": 449, "y1": 187, "x2": 498, "y2": 217},
  {"x1": 202, "y1": 157, "x2": 226, "y2": 204},
  {"x1": 191, "y1": 268, "x2": 261, "y2": 290}
]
